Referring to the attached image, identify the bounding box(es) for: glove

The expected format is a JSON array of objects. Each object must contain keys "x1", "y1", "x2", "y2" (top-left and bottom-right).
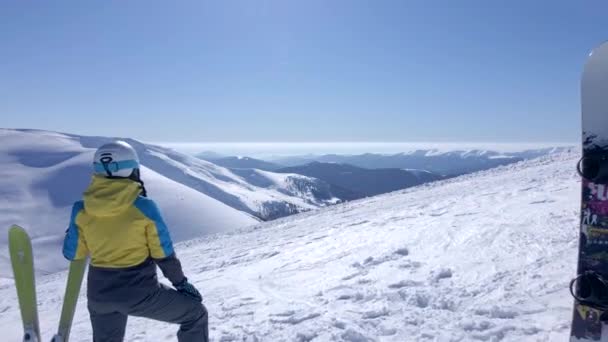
[{"x1": 175, "y1": 278, "x2": 203, "y2": 302}]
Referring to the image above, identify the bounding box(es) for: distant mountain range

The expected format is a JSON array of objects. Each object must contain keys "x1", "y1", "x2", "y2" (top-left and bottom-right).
[
  {"x1": 198, "y1": 147, "x2": 572, "y2": 201},
  {"x1": 197, "y1": 150, "x2": 226, "y2": 160},
  {"x1": 199, "y1": 148, "x2": 574, "y2": 177},
  {"x1": 204, "y1": 156, "x2": 282, "y2": 171},
  {"x1": 198, "y1": 155, "x2": 447, "y2": 199},
  {"x1": 264, "y1": 148, "x2": 574, "y2": 175},
  {"x1": 276, "y1": 162, "x2": 444, "y2": 198}
]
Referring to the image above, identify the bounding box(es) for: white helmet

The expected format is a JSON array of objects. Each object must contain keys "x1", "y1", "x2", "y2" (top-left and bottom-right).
[{"x1": 93, "y1": 141, "x2": 140, "y2": 178}]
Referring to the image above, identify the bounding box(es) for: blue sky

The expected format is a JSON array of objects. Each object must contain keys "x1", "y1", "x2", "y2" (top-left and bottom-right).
[{"x1": 1, "y1": 0, "x2": 607, "y2": 143}]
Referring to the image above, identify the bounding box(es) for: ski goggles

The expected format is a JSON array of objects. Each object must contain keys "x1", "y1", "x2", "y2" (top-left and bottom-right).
[
  {"x1": 93, "y1": 160, "x2": 139, "y2": 174},
  {"x1": 578, "y1": 155, "x2": 608, "y2": 183}
]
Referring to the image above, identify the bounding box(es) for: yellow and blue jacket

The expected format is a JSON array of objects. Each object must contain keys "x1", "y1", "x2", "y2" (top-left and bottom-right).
[{"x1": 63, "y1": 175, "x2": 185, "y2": 300}]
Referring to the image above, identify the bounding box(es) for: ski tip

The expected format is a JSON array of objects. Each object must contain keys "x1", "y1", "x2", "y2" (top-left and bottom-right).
[
  {"x1": 9, "y1": 224, "x2": 26, "y2": 232},
  {"x1": 8, "y1": 225, "x2": 30, "y2": 238}
]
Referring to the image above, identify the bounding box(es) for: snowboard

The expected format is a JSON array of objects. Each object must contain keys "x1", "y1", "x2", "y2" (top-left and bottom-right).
[
  {"x1": 51, "y1": 259, "x2": 87, "y2": 342},
  {"x1": 570, "y1": 41, "x2": 608, "y2": 341},
  {"x1": 8, "y1": 225, "x2": 41, "y2": 342}
]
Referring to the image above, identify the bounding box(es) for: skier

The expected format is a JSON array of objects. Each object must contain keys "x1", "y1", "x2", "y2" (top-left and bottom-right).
[{"x1": 62, "y1": 141, "x2": 208, "y2": 342}]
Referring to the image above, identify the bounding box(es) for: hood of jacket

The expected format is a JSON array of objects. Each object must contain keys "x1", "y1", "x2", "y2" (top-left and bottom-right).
[{"x1": 83, "y1": 175, "x2": 142, "y2": 217}]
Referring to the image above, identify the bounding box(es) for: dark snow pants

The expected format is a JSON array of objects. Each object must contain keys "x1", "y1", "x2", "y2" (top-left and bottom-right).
[{"x1": 88, "y1": 284, "x2": 208, "y2": 342}]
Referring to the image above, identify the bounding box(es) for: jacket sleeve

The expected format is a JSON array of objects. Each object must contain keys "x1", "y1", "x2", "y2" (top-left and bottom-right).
[
  {"x1": 154, "y1": 253, "x2": 186, "y2": 286},
  {"x1": 135, "y1": 197, "x2": 185, "y2": 285},
  {"x1": 62, "y1": 201, "x2": 89, "y2": 261}
]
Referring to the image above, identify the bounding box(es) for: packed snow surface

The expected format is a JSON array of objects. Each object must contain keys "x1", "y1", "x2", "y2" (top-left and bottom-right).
[{"x1": 0, "y1": 152, "x2": 579, "y2": 341}]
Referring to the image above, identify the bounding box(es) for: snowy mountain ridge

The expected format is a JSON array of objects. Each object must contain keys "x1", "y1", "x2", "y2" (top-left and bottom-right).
[
  {"x1": 399, "y1": 147, "x2": 573, "y2": 158},
  {"x1": 0, "y1": 150, "x2": 580, "y2": 341}
]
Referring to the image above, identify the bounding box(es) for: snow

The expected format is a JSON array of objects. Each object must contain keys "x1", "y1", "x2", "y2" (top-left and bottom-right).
[
  {"x1": 1, "y1": 129, "x2": 340, "y2": 223},
  {"x1": 0, "y1": 151, "x2": 580, "y2": 341},
  {"x1": 0, "y1": 129, "x2": 262, "y2": 276},
  {"x1": 401, "y1": 168, "x2": 435, "y2": 176},
  {"x1": 134, "y1": 143, "x2": 337, "y2": 218},
  {"x1": 138, "y1": 167, "x2": 255, "y2": 240},
  {"x1": 228, "y1": 168, "x2": 342, "y2": 209},
  {"x1": 399, "y1": 148, "x2": 572, "y2": 159},
  {"x1": 0, "y1": 129, "x2": 353, "y2": 278}
]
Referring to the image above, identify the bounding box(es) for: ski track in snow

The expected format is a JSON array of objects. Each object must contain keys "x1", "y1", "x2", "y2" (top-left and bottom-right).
[{"x1": 0, "y1": 152, "x2": 579, "y2": 341}]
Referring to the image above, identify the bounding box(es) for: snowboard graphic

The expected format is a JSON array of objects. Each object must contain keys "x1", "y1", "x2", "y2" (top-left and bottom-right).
[{"x1": 571, "y1": 42, "x2": 608, "y2": 341}]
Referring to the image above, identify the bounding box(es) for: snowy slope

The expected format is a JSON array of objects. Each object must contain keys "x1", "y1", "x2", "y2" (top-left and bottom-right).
[
  {"x1": 95, "y1": 132, "x2": 340, "y2": 218},
  {"x1": 0, "y1": 129, "x2": 258, "y2": 277},
  {"x1": 0, "y1": 152, "x2": 580, "y2": 341},
  {"x1": 138, "y1": 142, "x2": 339, "y2": 219},
  {"x1": 229, "y1": 168, "x2": 342, "y2": 209}
]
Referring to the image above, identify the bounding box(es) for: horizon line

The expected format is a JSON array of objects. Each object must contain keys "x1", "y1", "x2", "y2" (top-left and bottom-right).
[
  {"x1": 154, "y1": 141, "x2": 578, "y2": 145},
  {"x1": 154, "y1": 141, "x2": 579, "y2": 156}
]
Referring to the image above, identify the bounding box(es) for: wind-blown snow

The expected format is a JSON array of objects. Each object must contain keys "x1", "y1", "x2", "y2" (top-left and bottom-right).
[{"x1": 0, "y1": 152, "x2": 580, "y2": 341}]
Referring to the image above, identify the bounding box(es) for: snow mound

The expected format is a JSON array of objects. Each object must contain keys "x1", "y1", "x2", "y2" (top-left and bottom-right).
[{"x1": 0, "y1": 151, "x2": 580, "y2": 341}]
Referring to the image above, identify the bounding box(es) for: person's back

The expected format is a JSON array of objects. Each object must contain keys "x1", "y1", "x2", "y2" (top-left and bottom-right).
[{"x1": 63, "y1": 141, "x2": 208, "y2": 342}]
